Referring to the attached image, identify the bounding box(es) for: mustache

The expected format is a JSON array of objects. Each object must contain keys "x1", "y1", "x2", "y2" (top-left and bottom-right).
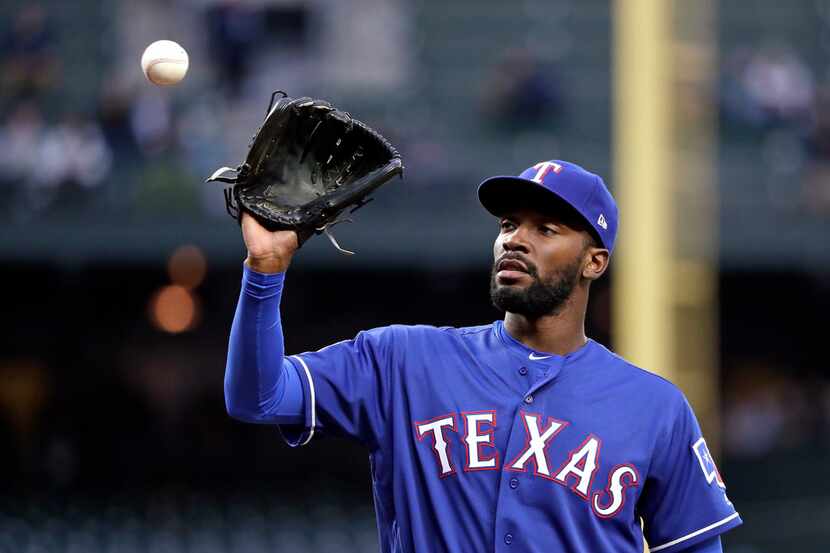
[{"x1": 494, "y1": 253, "x2": 539, "y2": 277}]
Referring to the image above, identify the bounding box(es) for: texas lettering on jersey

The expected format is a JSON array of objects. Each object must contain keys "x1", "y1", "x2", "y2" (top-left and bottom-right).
[{"x1": 415, "y1": 409, "x2": 639, "y2": 519}]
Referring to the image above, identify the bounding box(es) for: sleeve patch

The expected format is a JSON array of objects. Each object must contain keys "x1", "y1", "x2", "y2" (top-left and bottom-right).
[{"x1": 692, "y1": 438, "x2": 725, "y2": 488}]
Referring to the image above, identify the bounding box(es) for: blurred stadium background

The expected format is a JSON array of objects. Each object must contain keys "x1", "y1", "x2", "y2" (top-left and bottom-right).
[{"x1": 1, "y1": 0, "x2": 829, "y2": 552}]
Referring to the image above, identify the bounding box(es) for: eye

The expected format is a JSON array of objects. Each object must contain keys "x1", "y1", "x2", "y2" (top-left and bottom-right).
[
  {"x1": 499, "y1": 219, "x2": 516, "y2": 232},
  {"x1": 540, "y1": 225, "x2": 557, "y2": 236}
]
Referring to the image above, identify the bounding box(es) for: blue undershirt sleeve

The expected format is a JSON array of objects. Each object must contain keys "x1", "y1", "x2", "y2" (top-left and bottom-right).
[{"x1": 224, "y1": 264, "x2": 304, "y2": 424}]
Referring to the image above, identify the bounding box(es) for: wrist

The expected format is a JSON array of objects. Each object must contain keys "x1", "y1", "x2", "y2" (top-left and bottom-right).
[
  {"x1": 242, "y1": 263, "x2": 285, "y2": 298},
  {"x1": 245, "y1": 255, "x2": 290, "y2": 274}
]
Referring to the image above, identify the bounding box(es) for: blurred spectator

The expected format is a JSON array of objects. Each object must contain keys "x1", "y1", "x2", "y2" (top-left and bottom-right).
[
  {"x1": 722, "y1": 361, "x2": 813, "y2": 458},
  {"x1": 317, "y1": 0, "x2": 411, "y2": 92},
  {"x1": 720, "y1": 48, "x2": 766, "y2": 130},
  {"x1": 0, "y1": 102, "x2": 45, "y2": 218},
  {"x1": 205, "y1": 1, "x2": 265, "y2": 100},
  {"x1": 98, "y1": 82, "x2": 142, "y2": 164},
  {"x1": 741, "y1": 46, "x2": 815, "y2": 127},
  {"x1": 0, "y1": 4, "x2": 60, "y2": 106},
  {"x1": 0, "y1": 103, "x2": 111, "y2": 217},
  {"x1": 723, "y1": 44, "x2": 815, "y2": 131},
  {"x1": 743, "y1": 45, "x2": 814, "y2": 126},
  {"x1": 130, "y1": 89, "x2": 175, "y2": 157},
  {"x1": 800, "y1": 88, "x2": 830, "y2": 214},
  {"x1": 800, "y1": 164, "x2": 830, "y2": 215},
  {"x1": 0, "y1": 102, "x2": 45, "y2": 186},
  {"x1": 804, "y1": 87, "x2": 830, "y2": 161},
  {"x1": 480, "y1": 48, "x2": 563, "y2": 131},
  {"x1": 35, "y1": 111, "x2": 112, "y2": 195}
]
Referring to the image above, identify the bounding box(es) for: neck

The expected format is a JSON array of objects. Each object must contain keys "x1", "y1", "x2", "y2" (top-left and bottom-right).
[{"x1": 503, "y1": 290, "x2": 588, "y2": 355}]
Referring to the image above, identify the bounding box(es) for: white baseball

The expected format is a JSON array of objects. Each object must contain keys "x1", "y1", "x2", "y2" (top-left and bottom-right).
[{"x1": 141, "y1": 40, "x2": 189, "y2": 86}]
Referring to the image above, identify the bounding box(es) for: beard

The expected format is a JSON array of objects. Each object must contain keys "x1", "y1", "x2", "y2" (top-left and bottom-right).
[{"x1": 490, "y1": 255, "x2": 582, "y2": 319}]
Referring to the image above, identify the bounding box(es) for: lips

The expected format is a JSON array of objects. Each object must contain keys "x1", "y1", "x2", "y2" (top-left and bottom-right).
[{"x1": 497, "y1": 258, "x2": 528, "y2": 273}]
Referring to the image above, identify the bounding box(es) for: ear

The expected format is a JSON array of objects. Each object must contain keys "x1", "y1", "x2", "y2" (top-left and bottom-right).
[{"x1": 582, "y1": 247, "x2": 610, "y2": 281}]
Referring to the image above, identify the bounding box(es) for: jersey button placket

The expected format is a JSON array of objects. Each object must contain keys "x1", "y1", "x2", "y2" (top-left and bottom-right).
[
  {"x1": 524, "y1": 395, "x2": 533, "y2": 404},
  {"x1": 496, "y1": 406, "x2": 533, "y2": 552},
  {"x1": 518, "y1": 366, "x2": 528, "y2": 376}
]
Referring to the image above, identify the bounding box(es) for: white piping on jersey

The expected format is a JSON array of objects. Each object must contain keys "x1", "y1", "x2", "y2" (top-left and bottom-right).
[
  {"x1": 649, "y1": 512, "x2": 740, "y2": 551},
  {"x1": 292, "y1": 355, "x2": 316, "y2": 446}
]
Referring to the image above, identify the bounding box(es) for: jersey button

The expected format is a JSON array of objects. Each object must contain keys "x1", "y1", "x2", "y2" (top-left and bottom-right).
[
  {"x1": 524, "y1": 395, "x2": 534, "y2": 404},
  {"x1": 504, "y1": 533, "x2": 513, "y2": 545},
  {"x1": 518, "y1": 366, "x2": 528, "y2": 376},
  {"x1": 509, "y1": 477, "x2": 519, "y2": 489}
]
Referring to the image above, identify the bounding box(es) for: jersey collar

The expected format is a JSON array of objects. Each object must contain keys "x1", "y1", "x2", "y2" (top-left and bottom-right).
[{"x1": 494, "y1": 320, "x2": 595, "y2": 367}]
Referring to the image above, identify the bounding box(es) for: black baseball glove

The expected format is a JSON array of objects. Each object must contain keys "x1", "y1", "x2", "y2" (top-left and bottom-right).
[{"x1": 207, "y1": 91, "x2": 403, "y2": 254}]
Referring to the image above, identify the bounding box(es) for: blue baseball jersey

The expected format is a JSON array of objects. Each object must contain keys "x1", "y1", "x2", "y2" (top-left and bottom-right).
[{"x1": 281, "y1": 321, "x2": 741, "y2": 553}]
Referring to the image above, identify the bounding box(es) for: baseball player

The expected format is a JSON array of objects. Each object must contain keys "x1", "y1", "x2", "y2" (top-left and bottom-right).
[{"x1": 225, "y1": 160, "x2": 741, "y2": 553}]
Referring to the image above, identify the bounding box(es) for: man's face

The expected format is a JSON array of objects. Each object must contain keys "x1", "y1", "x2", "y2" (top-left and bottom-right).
[{"x1": 490, "y1": 207, "x2": 590, "y2": 318}]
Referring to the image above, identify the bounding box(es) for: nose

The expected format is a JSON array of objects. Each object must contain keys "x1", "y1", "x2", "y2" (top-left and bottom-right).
[{"x1": 502, "y1": 224, "x2": 530, "y2": 254}]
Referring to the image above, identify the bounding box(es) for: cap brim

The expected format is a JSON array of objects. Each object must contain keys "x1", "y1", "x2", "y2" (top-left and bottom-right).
[{"x1": 478, "y1": 176, "x2": 575, "y2": 218}]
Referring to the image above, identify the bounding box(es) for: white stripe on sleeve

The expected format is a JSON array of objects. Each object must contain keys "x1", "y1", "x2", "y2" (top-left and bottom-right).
[
  {"x1": 292, "y1": 355, "x2": 316, "y2": 446},
  {"x1": 650, "y1": 513, "x2": 740, "y2": 552}
]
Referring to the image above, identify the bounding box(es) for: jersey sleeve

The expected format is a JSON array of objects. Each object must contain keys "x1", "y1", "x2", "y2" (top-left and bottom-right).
[
  {"x1": 682, "y1": 537, "x2": 722, "y2": 553},
  {"x1": 280, "y1": 325, "x2": 398, "y2": 450},
  {"x1": 639, "y1": 395, "x2": 742, "y2": 553}
]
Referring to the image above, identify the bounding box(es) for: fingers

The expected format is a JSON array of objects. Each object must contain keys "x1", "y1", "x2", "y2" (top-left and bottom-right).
[
  {"x1": 240, "y1": 211, "x2": 255, "y2": 226},
  {"x1": 240, "y1": 211, "x2": 268, "y2": 236},
  {"x1": 283, "y1": 229, "x2": 300, "y2": 250}
]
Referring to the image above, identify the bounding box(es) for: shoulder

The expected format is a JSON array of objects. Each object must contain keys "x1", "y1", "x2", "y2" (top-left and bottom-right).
[
  {"x1": 350, "y1": 323, "x2": 496, "y2": 361},
  {"x1": 587, "y1": 344, "x2": 702, "y2": 459},
  {"x1": 589, "y1": 341, "x2": 688, "y2": 410},
  {"x1": 362, "y1": 322, "x2": 494, "y2": 344}
]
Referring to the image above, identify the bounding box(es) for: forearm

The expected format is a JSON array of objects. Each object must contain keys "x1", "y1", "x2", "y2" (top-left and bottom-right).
[{"x1": 224, "y1": 264, "x2": 303, "y2": 424}]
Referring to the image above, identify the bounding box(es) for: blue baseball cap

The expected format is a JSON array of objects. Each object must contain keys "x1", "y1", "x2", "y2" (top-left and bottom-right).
[{"x1": 478, "y1": 160, "x2": 619, "y2": 252}]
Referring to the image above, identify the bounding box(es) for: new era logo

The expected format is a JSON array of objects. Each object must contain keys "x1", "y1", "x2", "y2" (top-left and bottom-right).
[{"x1": 597, "y1": 214, "x2": 608, "y2": 230}]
